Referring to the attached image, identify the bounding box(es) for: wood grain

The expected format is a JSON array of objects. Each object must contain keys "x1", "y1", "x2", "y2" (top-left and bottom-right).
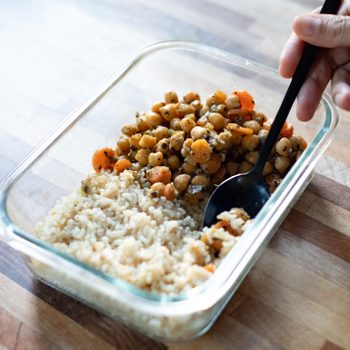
[{"x1": 1, "y1": 0, "x2": 350, "y2": 349}]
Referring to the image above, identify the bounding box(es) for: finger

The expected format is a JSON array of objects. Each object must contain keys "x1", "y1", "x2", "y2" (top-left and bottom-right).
[
  {"x1": 279, "y1": 33, "x2": 305, "y2": 78},
  {"x1": 331, "y1": 62, "x2": 350, "y2": 110},
  {"x1": 296, "y1": 52, "x2": 333, "y2": 121},
  {"x1": 293, "y1": 14, "x2": 350, "y2": 48}
]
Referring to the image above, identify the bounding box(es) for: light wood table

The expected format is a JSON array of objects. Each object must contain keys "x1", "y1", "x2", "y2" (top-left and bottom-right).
[{"x1": 1, "y1": 0, "x2": 350, "y2": 349}]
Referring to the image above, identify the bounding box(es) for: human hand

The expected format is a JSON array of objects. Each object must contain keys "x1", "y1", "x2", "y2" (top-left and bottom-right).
[{"x1": 279, "y1": 3, "x2": 350, "y2": 121}]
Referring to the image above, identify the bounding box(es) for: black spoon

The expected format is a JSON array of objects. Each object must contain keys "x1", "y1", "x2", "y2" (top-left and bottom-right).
[{"x1": 202, "y1": 0, "x2": 341, "y2": 228}]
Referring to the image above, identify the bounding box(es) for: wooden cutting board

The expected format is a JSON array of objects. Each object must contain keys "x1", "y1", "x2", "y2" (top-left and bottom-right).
[{"x1": 1, "y1": 173, "x2": 349, "y2": 350}]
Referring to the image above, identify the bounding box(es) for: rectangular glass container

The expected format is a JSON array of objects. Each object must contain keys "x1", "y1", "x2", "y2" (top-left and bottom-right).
[{"x1": 0, "y1": 41, "x2": 338, "y2": 341}]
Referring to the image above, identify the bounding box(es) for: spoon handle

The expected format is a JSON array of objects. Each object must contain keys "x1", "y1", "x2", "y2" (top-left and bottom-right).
[{"x1": 254, "y1": 0, "x2": 342, "y2": 174}]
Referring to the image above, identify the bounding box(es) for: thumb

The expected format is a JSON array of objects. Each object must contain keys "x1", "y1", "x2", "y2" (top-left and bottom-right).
[{"x1": 293, "y1": 14, "x2": 350, "y2": 48}]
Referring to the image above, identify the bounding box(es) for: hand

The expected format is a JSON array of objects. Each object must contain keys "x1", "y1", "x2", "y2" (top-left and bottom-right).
[{"x1": 279, "y1": 3, "x2": 350, "y2": 121}]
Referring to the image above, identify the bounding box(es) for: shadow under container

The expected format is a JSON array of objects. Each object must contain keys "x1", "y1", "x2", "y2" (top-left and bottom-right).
[{"x1": 0, "y1": 41, "x2": 338, "y2": 341}]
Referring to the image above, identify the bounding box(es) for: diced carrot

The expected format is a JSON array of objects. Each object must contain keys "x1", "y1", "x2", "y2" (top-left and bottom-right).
[
  {"x1": 164, "y1": 182, "x2": 176, "y2": 200},
  {"x1": 234, "y1": 90, "x2": 255, "y2": 112},
  {"x1": 227, "y1": 123, "x2": 253, "y2": 135},
  {"x1": 92, "y1": 148, "x2": 115, "y2": 173},
  {"x1": 280, "y1": 122, "x2": 294, "y2": 138},
  {"x1": 211, "y1": 238, "x2": 223, "y2": 252},
  {"x1": 146, "y1": 166, "x2": 172, "y2": 184},
  {"x1": 204, "y1": 263, "x2": 215, "y2": 273},
  {"x1": 244, "y1": 114, "x2": 251, "y2": 121},
  {"x1": 114, "y1": 158, "x2": 132, "y2": 174}
]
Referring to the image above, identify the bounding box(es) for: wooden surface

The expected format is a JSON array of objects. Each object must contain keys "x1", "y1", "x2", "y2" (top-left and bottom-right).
[{"x1": 0, "y1": 0, "x2": 350, "y2": 349}]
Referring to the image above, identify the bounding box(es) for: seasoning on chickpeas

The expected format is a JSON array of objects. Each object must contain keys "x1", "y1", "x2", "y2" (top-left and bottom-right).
[{"x1": 93, "y1": 89, "x2": 307, "y2": 202}]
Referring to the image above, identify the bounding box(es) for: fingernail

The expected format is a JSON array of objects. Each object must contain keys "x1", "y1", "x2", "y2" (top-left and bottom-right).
[{"x1": 296, "y1": 15, "x2": 321, "y2": 36}]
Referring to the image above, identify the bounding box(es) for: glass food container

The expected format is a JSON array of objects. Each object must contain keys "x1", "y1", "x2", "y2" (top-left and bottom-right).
[{"x1": 0, "y1": 41, "x2": 338, "y2": 341}]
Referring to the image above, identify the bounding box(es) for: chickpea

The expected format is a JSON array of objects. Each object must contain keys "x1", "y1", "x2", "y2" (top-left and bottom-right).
[
  {"x1": 241, "y1": 134, "x2": 259, "y2": 151},
  {"x1": 129, "y1": 133, "x2": 142, "y2": 149},
  {"x1": 258, "y1": 129, "x2": 269, "y2": 144},
  {"x1": 226, "y1": 161, "x2": 239, "y2": 176},
  {"x1": 210, "y1": 165, "x2": 226, "y2": 185},
  {"x1": 265, "y1": 173, "x2": 283, "y2": 192},
  {"x1": 190, "y1": 126, "x2": 208, "y2": 140},
  {"x1": 147, "y1": 112, "x2": 163, "y2": 129},
  {"x1": 152, "y1": 125, "x2": 169, "y2": 141},
  {"x1": 204, "y1": 122, "x2": 215, "y2": 131},
  {"x1": 230, "y1": 130, "x2": 243, "y2": 146},
  {"x1": 180, "y1": 117, "x2": 196, "y2": 133},
  {"x1": 117, "y1": 135, "x2": 130, "y2": 153},
  {"x1": 243, "y1": 120, "x2": 261, "y2": 134},
  {"x1": 289, "y1": 136, "x2": 299, "y2": 151},
  {"x1": 217, "y1": 131, "x2": 233, "y2": 150},
  {"x1": 174, "y1": 174, "x2": 191, "y2": 192},
  {"x1": 159, "y1": 103, "x2": 178, "y2": 121},
  {"x1": 121, "y1": 124, "x2": 138, "y2": 136},
  {"x1": 167, "y1": 154, "x2": 180, "y2": 170},
  {"x1": 208, "y1": 112, "x2": 226, "y2": 130},
  {"x1": 225, "y1": 94, "x2": 240, "y2": 109},
  {"x1": 151, "y1": 101, "x2": 166, "y2": 113},
  {"x1": 206, "y1": 94, "x2": 217, "y2": 107},
  {"x1": 155, "y1": 138, "x2": 170, "y2": 154},
  {"x1": 191, "y1": 139, "x2": 212, "y2": 163},
  {"x1": 275, "y1": 156, "x2": 290, "y2": 173},
  {"x1": 276, "y1": 137, "x2": 292, "y2": 156},
  {"x1": 190, "y1": 100, "x2": 203, "y2": 112},
  {"x1": 139, "y1": 134, "x2": 157, "y2": 148},
  {"x1": 263, "y1": 161, "x2": 273, "y2": 176},
  {"x1": 163, "y1": 182, "x2": 176, "y2": 200},
  {"x1": 136, "y1": 114, "x2": 151, "y2": 132},
  {"x1": 245, "y1": 151, "x2": 259, "y2": 165},
  {"x1": 170, "y1": 131, "x2": 185, "y2": 151},
  {"x1": 168, "y1": 118, "x2": 180, "y2": 131},
  {"x1": 191, "y1": 174, "x2": 209, "y2": 186},
  {"x1": 238, "y1": 161, "x2": 253, "y2": 174},
  {"x1": 177, "y1": 103, "x2": 195, "y2": 117},
  {"x1": 199, "y1": 106, "x2": 209, "y2": 117},
  {"x1": 135, "y1": 149, "x2": 150, "y2": 166},
  {"x1": 182, "y1": 162, "x2": 197, "y2": 175},
  {"x1": 148, "y1": 151, "x2": 164, "y2": 167},
  {"x1": 150, "y1": 182, "x2": 165, "y2": 198},
  {"x1": 214, "y1": 90, "x2": 227, "y2": 104},
  {"x1": 181, "y1": 138, "x2": 193, "y2": 157},
  {"x1": 252, "y1": 112, "x2": 266, "y2": 124},
  {"x1": 200, "y1": 152, "x2": 221, "y2": 174},
  {"x1": 183, "y1": 91, "x2": 200, "y2": 104},
  {"x1": 164, "y1": 91, "x2": 178, "y2": 104}
]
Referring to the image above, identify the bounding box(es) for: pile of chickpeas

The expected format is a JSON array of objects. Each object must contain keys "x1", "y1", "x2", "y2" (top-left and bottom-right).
[{"x1": 92, "y1": 89, "x2": 307, "y2": 203}]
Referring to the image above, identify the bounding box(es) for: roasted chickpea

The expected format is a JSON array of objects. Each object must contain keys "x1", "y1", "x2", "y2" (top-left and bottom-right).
[
  {"x1": 163, "y1": 182, "x2": 176, "y2": 200},
  {"x1": 129, "y1": 133, "x2": 142, "y2": 149},
  {"x1": 217, "y1": 131, "x2": 233, "y2": 150},
  {"x1": 136, "y1": 114, "x2": 151, "y2": 131},
  {"x1": 147, "y1": 112, "x2": 163, "y2": 129},
  {"x1": 263, "y1": 161, "x2": 273, "y2": 176},
  {"x1": 174, "y1": 174, "x2": 191, "y2": 192},
  {"x1": 208, "y1": 112, "x2": 226, "y2": 130},
  {"x1": 135, "y1": 149, "x2": 150, "y2": 166},
  {"x1": 276, "y1": 137, "x2": 292, "y2": 156},
  {"x1": 155, "y1": 138, "x2": 170, "y2": 154},
  {"x1": 169, "y1": 117, "x2": 181, "y2": 131},
  {"x1": 204, "y1": 122, "x2": 215, "y2": 131},
  {"x1": 199, "y1": 106, "x2": 210, "y2": 117},
  {"x1": 265, "y1": 173, "x2": 283, "y2": 192},
  {"x1": 258, "y1": 129, "x2": 269, "y2": 144},
  {"x1": 252, "y1": 112, "x2": 266, "y2": 124},
  {"x1": 177, "y1": 103, "x2": 195, "y2": 118},
  {"x1": 159, "y1": 103, "x2": 178, "y2": 121},
  {"x1": 225, "y1": 94, "x2": 240, "y2": 109},
  {"x1": 200, "y1": 152, "x2": 221, "y2": 174},
  {"x1": 183, "y1": 91, "x2": 200, "y2": 104},
  {"x1": 117, "y1": 135, "x2": 130, "y2": 153},
  {"x1": 243, "y1": 120, "x2": 261, "y2": 134},
  {"x1": 180, "y1": 117, "x2": 196, "y2": 133},
  {"x1": 211, "y1": 104, "x2": 228, "y2": 116},
  {"x1": 289, "y1": 136, "x2": 300, "y2": 151},
  {"x1": 190, "y1": 126, "x2": 208, "y2": 140},
  {"x1": 150, "y1": 182, "x2": 165, "y2": 198},
  {"x1": 245, "y1": 151, "x2": 259, "y2": 165},
  {"x1": 151, "y1": 101, "x2": 166, "y2": 113},
  {"x1": 226, "y1": 161, "x2": 239, "y2": 176},
  {"x1": 230, "y1": 130, "x2": 244, "y2": 146},
  {"x1": 167, "y1": 154, "x2": 181, "y2": 170},
  {"x1": 241, "y1": 134, "x2": 259, "y2": 151},
  {"x1": 165, "y1": 91, "x2": 178, "y2": 104},
  {"x1": 170, "y1": 131, "x2": 185, "y2": 151},
  {"x1": 210, "y1": 165, "x2": 226, "y2": 185},
  {"x1": 152, "y1": 125, "x2": 169, "y2": 141},
  {"x1": 181, "y1": 138, "x2": 193, "y2": 157},
  {"x1": 182, "y1": 162, "x2": 197, "y2": 175},
  {"x1": 238, "y1": 161, "x2": 253, "y2": 173},
  {"x1": 191, "y1": 174, "x2": 209, "y2": 186},
  {"x1": 148, "y1": 151, "x2": 164, "y2": 167},
  {"x1": 190, "y1": 100, "x2": 203, "y2": 113},
  {"x1": 139, "y1": 134, "x2": 157, "y2": 148},
  {"x1": 121, "y1": 124, "x2": 138, "y2": 136},
  {"x1": 191, "y1": 139, "x2": 212, "y2": 163},
  {"x1": 275, "y1": 156, "x2": 290, "y2": 173}
]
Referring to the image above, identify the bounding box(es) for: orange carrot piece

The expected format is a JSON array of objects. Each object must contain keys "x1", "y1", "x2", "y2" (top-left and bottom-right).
[
  {"x1": 300, "y1": 136, "x2": 307, "y2": 150},
  {"x1": 114, "y1": 158, "x2": 132, "y2": 174},
  {"x1": 204, "y1": 263, "x2": 215, "y2": 273},
  {"x1": 280, "y1": 122, "x2": 294, "y2": 138},
  {"x1": 234, "y1": 90, "x2": 255, "y2": 112},
  {"x1": 146, "y1": 166, "x2": 172, "y2": 184},
  {"x1": 214, "y1": 220, "x2": 239, "y2": 236},
  {"x1": 214, "y1": 90, "x2": 227, "y2": 104},
  {"x1": 92, "y1": 148, "x2": 115, "y2": 173}
]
